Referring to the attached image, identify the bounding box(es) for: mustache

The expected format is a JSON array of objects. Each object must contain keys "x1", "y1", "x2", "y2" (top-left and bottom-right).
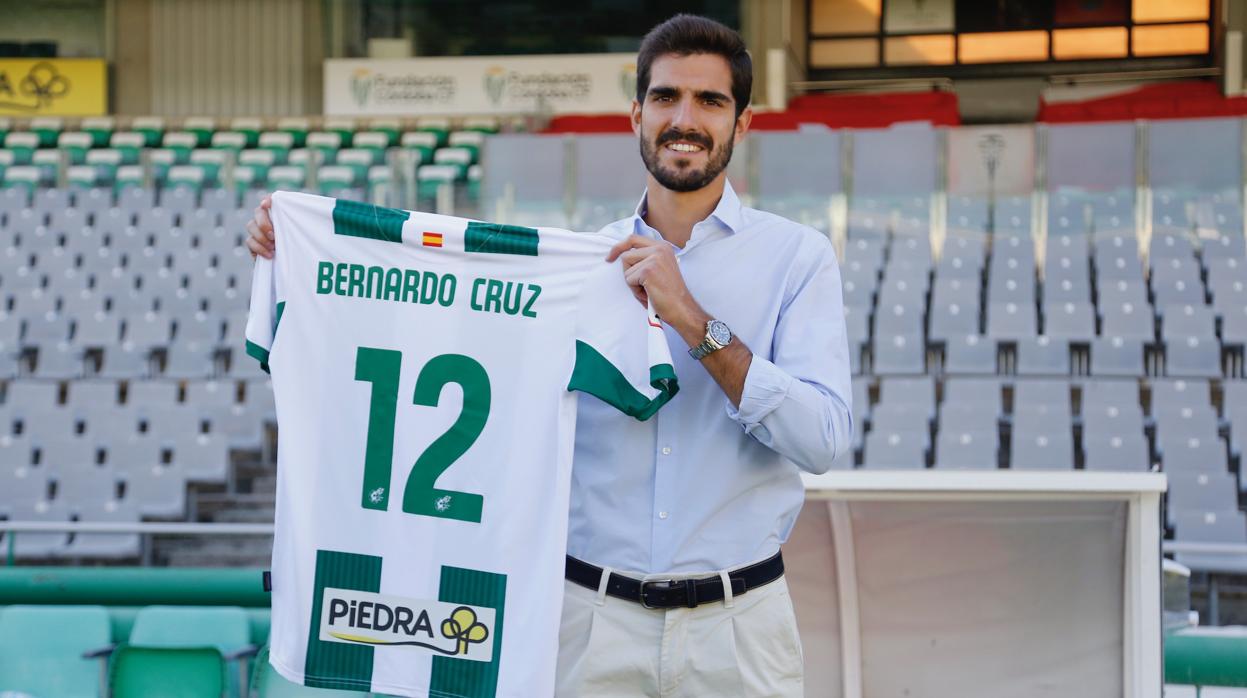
[{"x1": 656, "y1": 129, "x2": 713, "y2": 150}]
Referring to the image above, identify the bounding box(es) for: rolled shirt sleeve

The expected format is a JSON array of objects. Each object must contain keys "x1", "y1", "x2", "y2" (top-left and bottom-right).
[{"x1": 725, "y1": 237, "x2": 854, "y2": 473}]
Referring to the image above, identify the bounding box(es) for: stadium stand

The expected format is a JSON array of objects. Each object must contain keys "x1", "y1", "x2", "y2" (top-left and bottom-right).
[{"x1": 0, "y1": 113, "x2": 1245, "y2": 611}]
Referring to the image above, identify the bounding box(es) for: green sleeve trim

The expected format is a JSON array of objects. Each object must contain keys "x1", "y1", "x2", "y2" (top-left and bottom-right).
[
  {"x1": 245, "y1": 340, "x2": 271, "y2": 374},
  {"x1": 567, "y1": 340, "x2": 678, "y2": 421}
]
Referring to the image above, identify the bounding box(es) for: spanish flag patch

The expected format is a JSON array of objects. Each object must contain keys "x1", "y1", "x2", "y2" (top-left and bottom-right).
[{"x1": 422, "y1": 232, "x2": 444, "y2": 248}]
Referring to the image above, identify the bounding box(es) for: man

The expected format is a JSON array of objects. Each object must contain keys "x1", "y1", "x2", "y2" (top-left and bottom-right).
[{"x1": 247, "y1": 14, "x2": 851, "y2": 697}]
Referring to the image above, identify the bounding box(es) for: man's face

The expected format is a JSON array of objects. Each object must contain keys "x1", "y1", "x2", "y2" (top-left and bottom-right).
[{"x1": 633, "y1": 53, "x2": 750, "y2": 193}]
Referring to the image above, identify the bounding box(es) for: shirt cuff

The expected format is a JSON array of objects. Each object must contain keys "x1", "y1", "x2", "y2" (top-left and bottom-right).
[{"x1": 726, "y1": 354, "x2": 793, "y2": 428}]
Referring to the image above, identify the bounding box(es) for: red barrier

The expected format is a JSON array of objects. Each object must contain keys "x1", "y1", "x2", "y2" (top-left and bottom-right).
[{"x1": 1038, "y1": 80, "x2": 1247, "y2": 122}]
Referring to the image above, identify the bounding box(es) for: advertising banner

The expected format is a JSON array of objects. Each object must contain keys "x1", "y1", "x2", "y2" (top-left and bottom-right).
[
  {"x1": 0, "y1": 59, "x2": 108, "y2": 116},
  {"x1": 325, "y1": 53, "x2": 637, "y2": 116}
]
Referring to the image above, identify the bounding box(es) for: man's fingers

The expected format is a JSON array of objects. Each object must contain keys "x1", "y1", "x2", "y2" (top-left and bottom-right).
[
  {"x1": 606, "y1": 234, "x2": 655, "y2": 262},
  {"x1": 616, "y1": 247, "x2": 656, "y2": 269},
  {"x1": 255, "y1": 206, "x2": 274, "y2": 235},
  {"x1": 245, "y1": 236, "x2": 271, "y2": 260}
]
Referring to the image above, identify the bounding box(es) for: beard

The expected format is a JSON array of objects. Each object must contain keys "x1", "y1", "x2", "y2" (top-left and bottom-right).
[{"x1": 639, "y1": 125, "x2": 734, "y2": 193}]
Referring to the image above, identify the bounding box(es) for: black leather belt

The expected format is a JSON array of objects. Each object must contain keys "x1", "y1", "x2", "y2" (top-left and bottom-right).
[{"x1": 565, "y1": 552, "x2": 784, "y2": 609}]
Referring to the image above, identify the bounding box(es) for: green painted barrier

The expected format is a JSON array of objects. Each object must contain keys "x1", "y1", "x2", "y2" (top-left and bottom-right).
[
  {"x1": 0, "y1": 567, "x2": 270, "y2": 607},
  {"x1": 1165, "y1": 627, "x2": 1247, "y2": 687}
]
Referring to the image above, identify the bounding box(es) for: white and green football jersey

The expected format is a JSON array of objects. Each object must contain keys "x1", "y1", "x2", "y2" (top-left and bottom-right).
[{"x1": 246, "y1": 191, "x2": 678, "y2": 697}]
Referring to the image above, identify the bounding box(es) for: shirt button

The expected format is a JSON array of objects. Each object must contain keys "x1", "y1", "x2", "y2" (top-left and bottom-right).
[
  {"x1": 658, "y1": 511, "x2": 669, "y2": 519},
  {"x1": 661, "y1": 446, "x2": 672, "y2": 455}
]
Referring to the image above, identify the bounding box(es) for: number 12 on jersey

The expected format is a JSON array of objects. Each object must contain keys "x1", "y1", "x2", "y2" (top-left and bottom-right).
[{"x1": 353, "y1": 346, "x2": 490, "y2": 524}]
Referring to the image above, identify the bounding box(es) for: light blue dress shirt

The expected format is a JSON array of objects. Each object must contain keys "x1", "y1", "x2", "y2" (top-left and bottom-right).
[{"x1": 566, "y1": 180, "x2": 854, "y2": 575}]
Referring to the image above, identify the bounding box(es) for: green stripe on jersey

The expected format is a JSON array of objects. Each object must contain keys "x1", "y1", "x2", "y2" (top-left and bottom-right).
[
  {"x1": 567, "y1": 341, "x2": 679, "y2": 421},
  {"x1": 333, "y1": 199, "x2": 409, "y2": 244},
  {"x1": 304, "y1": 549, "x2": 383, "y2": 691},
  {"x1": 465, "y1": 221, "x2": 538, "y2": 256},
  {"x1": 430, "y1": 566, "x2": 508, "y2": 698}
]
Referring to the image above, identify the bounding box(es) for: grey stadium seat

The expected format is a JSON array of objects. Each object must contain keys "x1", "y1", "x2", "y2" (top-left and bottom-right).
[
  {"x1": 1082, "y1": 402, "x2": 1145, "y2": 437},
  {"x1": 942, "y1": 377, "x2": 1001, "y2": 412},
  {"x1": 870, "y1": 403, "x2": 930, "y2": 434},
  {"x1": 1043, "y1": 277, "x2": 1092, "y2": 305},
  {"x1": 872, "y1": 333, "x2": 925, "y2": 375},
  {"x1": 1043, "y1": 302, "x2": 1095, "y2": 342},
  {"x1": 1010, "y1": 430, "x2": 1076, "y2": 470},
  {"x1": 929, "y1": 301, "x2": 979, "y2": 342},
  {"x1": 880, "y1": 376, "x2": 936, "y2": 417},
  {"x1": 1165, "y1": 336, "x2": 1221, "y2": 379},
  {"x1": 1172, "y1": 510, "x2": 1247, "y2": 573},
  {"x1": 1167, "y1": 471, "x2": 1239, "y2": 525},
  {"x1": 862, "y1": 430, "x2": 928, "y2": 469},
  {"x1": 1160, "y1": 304, "x2": 1216, "y2": 343},
  {"x1": 1099, "y1": 302, "x2": 1153, "y2": 341},
  {"x1": 942, "y1": 334, "x2": 996, "y2": 375},
  {"x1": 987, "y1": 302, "x2": 1036, "y2": 340},
  {"x1": 1083, "y1": 433, "x2": 1151, "y2": 472},
  {"x1": 934, "y1": 429, "x2": 998, "y2": 470},
  {"x1": 64, "y1": 498, "x2": 141, "y2": 559},
  {"x1": 1159, "y1": 435, "x2": 1228, "y2": 475},
  {"x1": 1151, "y1": 379, "x2": 1210, "y2": 410},
  {"x1": 1014, "y1": 379, "x2": 1070, "y2": 409},
  {"x1": 1016, "y1": 336, "x2": 1069, "y2": 376},
  {"x1": 1091, "y1": 336, "x2": 1145, "y2": 376},
  {"x1": 939, "y1": 404, "x2": 998, "y2": 434},
  {"x1": 1, "y1": 499, "x2": 70, "y2": 559}
]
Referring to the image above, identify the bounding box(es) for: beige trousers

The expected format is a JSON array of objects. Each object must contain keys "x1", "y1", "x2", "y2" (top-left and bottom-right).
[{"x1": 555, "y1": 570, "x2": 804, "y2": 698}]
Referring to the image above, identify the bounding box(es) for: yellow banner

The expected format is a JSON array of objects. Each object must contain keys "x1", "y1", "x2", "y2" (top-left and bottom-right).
[{"x1": 0, "y1": 59, "x2": 107, "y2": 117}]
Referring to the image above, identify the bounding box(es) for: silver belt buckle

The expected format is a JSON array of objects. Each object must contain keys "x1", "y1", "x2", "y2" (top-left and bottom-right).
[{"x1": 639, "y1": 579, "x2": 675, "y2": 609}]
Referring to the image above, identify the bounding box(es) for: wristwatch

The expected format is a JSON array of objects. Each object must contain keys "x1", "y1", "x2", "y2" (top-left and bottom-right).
[{"x1": 688, "y1": 319, "x2": 733, "y2": 360}]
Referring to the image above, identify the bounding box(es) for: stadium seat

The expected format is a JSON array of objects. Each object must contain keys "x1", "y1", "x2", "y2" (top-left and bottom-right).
[
  {"x1": 1172, "y1": 510, "x2": 1247, "y2": 573},
  {"x1": 125, "y1": 605, "x2": 256, "y2": 698},
  {"x1": 0, "y1": 605, "x2": 112, "y2": 697},
  {"x1": 249, "y1": 644, "x2": 370, "y2": 697},
  {"x1": 863, "y1": 430, "x2": 927, "y2": 469},
  {"x1": 943, "y1": 334, "x2": 996, "y2": 375},
  {"x1": 1090, "y1": 336, "x2": 1145, "y2": 376},
  {"x1": 1083, "y1": 433, "x2": 1151, "y2": 472},
  {"x1": 1010, "y1": 430, "x2": 1075, "y2": 470},
  {"x1": 3, "y1": 499, "x2": 70, "y2": 558},
  {"x1": 1016, "y1": 336, "x2": 1070, "y2": 376},
  {"x1": 108, "y1": 646, "x2": 227, "y2": 698},
  {"x1": 66, "y1": 498, "x2": 142, "y2": 558},
  {"x1": 934, "y1": 429, "x2": 997, "y2": 469},
  {"x1": 872, "y1": 332, "x2": 925, "y2": 375}
]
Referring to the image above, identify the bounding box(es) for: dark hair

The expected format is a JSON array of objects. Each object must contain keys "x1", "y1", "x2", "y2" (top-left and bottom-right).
[{"x1": 636, "y1": 14, "x2": 752, "y2": 119}]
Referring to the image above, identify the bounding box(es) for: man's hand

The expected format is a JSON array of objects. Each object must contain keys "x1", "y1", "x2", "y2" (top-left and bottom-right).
[
  {"x1": 606, "y1": 235, "x2": 707, "y2": 340},
  {"x1": 244, "y1": 194, "x2": 276, "y2": 259}
]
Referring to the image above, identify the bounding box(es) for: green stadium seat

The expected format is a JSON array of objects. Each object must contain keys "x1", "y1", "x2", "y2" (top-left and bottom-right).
[
  {"x1": 127, "y1": 605, "x2": 257, "y2": 698},
  {"x1": 3, "y1": 164, "x2": 41, "y2": 192},
  {"x1": 368, "y1": 164, "x2": 393, "y2": 202},
  {"x1": 0, "y1": 116, "x2": 10, "y2": 143},
  {"x1": 237, "y1": 148, "x2": 277, "y2": 183},
  {"x1": 352, "y1": 131, "x2": 389, "y2": 161},
  {"x1": 448, "y1": 130, "x2": 484, "y2": 162},
  {"x1": 31, "y1": 148, "x2": 63, "y2": 184},
  {"x1": 183, "y1": 116, "x2": 217, "y2": 148},
  {"x1": 277, "y1": 117, "x2": 310, "y2": 148},
  {"x1": 417, "y1": 117, "x2": 451, "y2": 147},
  {"x1": 367, "y1": 118, "x2": 401, "y2": 146},
  {"x1": 84, "y1": 149, "x2": 121, "y2": 186},
  {"x1": 323, "y1": 118, "x2": 356, "y2": 147},
  {"x1": 82, "y1": 116, "x2": 116, "y2": 147},
  {"x1": 108, "y1": 646, "x2": 226, "y2": 698},
  {"x1": 318, "y1": 164, "x2": 357, "y2": 194},
  {"x1": 267, "y1": 164, "x2": 307, "y2": 191},
  {"x1": 163, "y1": 131, "x2": 198, "y2": 163},
  {"x1": 229, "y1": 117, "x2": 263, "y2": 148},
  {"x1": 259, "y1": 131, "x2": 295, "y2": 161},
  {"x1": 132, "y1": 116, "x2": 166, "y2": 147},
  {"x1": 167, "y1": 164, "x2": 207, "y2": 193},
  {"x1": 337, "y1": 148, "x2": 377, "y2": 181},
  {"x1": 30, "y1": 116, "x2": 64, "y2": 148},
  {"x1": 0, "y1": 604, "x2": 112, "y2": 698},
  {"x1": 211, "y1": 131, "x2": 248, "y2": 153},
  {"x1": 433, "y1": 146, "x2": 472, "y2": 179},
  {"x1": 0, "y1": 149, "x2": 12, "y2": 179},
  {"x1": 148, "y1": 148, "x2": 178, "y2": 182},
  {"x1": 249, "y1": 644, "x2": 370, "y2": 697},
  {"x1": 417, "y1": 164, "x2": 459, "y2": 198},
  {"x1": 68, "y1": 163, "x2": 102, "y2": 189},
  {"x1": 58, "y1": 131, "x2": 94, "y2": 165},
  {"x1": 400, "y1": 131, "x2": 436, "y2": 164},
  {"x1": 116, "y1": 165, "x2": 145, "y2": 193},
  {"x1": 190, "y1": 149, "x2": 228, "y2": 185},
  {"x1": 306, "y1": 131, "x2": 342, "y2": 163},
  {"x1": 4, "y1": 131, "x2": 38, "y2": 165},
  {"x1": 109, "y1": 131, "x2": 146, "y2": 165}
]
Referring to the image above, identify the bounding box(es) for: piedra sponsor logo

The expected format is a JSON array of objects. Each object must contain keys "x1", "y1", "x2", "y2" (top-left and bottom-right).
[{"x1": 320, "y1": 587, "x2": 495, "y2": 662}]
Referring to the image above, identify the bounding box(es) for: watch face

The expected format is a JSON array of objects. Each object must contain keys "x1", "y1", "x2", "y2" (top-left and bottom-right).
[{"x1": 708, "y1": 320, "x2": 732, "y2": 345}]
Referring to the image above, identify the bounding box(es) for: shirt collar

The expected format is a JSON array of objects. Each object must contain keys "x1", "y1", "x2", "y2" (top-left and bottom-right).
[{"x1": 629, "y1": 179, "x2": 744, "y2": 237}]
